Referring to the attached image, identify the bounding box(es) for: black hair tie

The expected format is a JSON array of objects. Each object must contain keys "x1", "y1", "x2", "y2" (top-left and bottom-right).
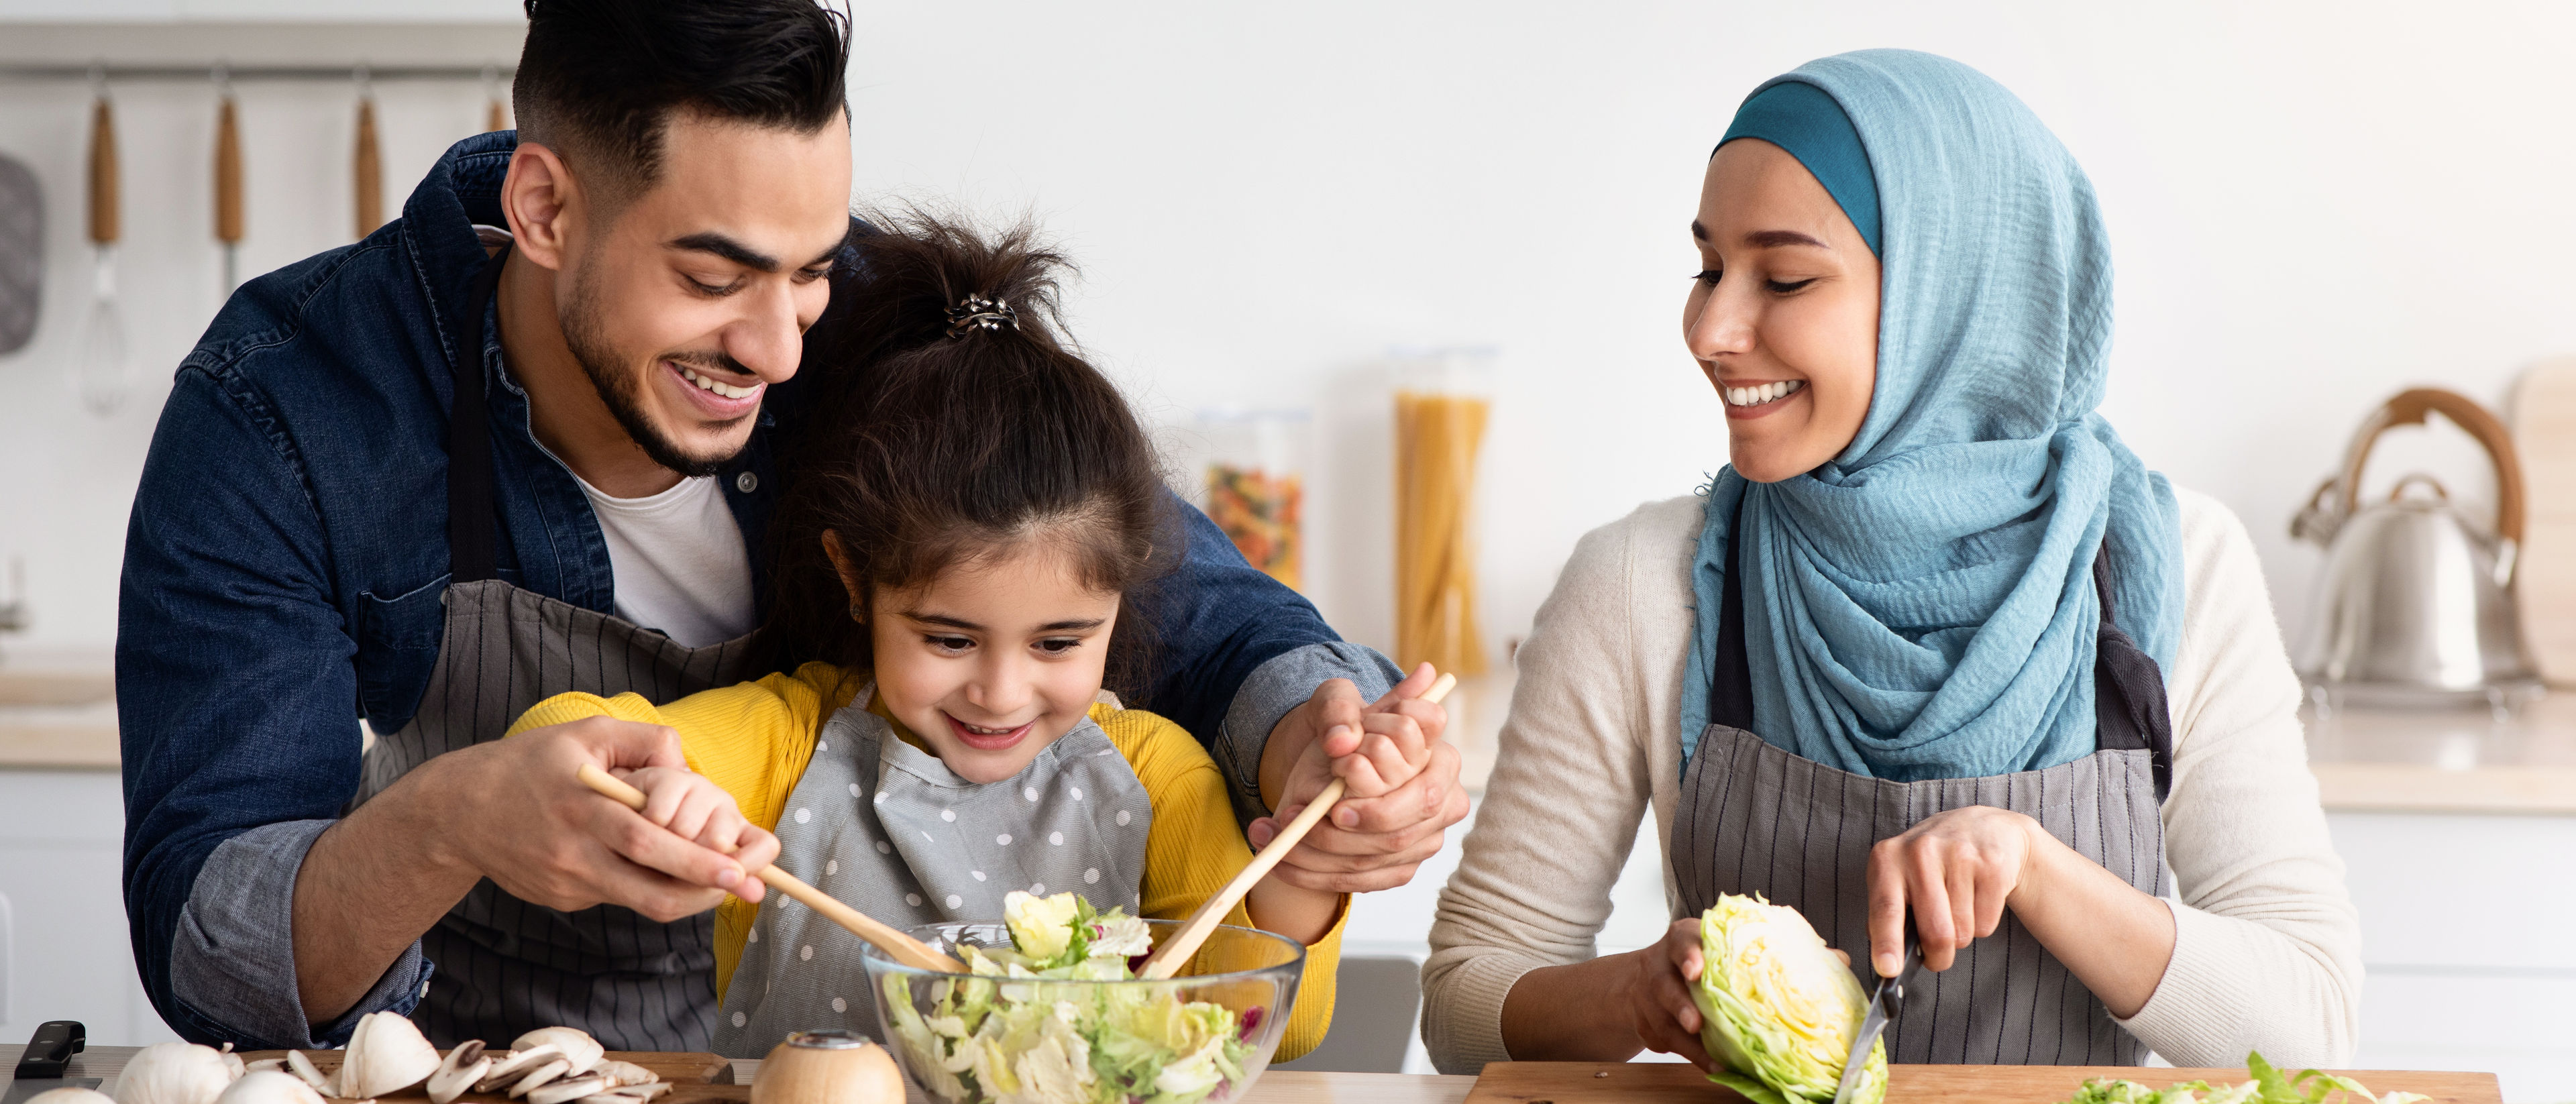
[{"x1": 945, "y1": 294, "x2": 1017, "y2": 339}]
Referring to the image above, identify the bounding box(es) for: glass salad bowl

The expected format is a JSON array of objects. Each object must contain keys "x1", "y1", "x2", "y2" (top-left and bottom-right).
[{"x1": 862, "y1": 919, "x2": 1303, "y2": 1104}]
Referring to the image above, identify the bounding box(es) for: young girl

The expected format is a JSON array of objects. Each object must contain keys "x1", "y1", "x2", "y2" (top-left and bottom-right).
[{"x1": 503, "y1": 213, "x2": 1406, "y2": 1061}]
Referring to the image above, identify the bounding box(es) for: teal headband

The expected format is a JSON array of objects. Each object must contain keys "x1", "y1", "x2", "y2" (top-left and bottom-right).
[{"x1": 1715, "y1": 80, "x2": 1882, "y2": 257}]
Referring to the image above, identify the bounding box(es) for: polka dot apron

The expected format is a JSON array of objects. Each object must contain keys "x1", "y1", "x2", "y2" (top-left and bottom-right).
[{"x1": 711, "y1": 686, "x2": 1152, "y2": 1056}]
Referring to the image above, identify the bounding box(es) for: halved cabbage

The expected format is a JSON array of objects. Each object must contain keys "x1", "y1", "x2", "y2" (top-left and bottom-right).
[{"x1": 1689, "y1": 893, "x2": 1884, "y2": 1104}]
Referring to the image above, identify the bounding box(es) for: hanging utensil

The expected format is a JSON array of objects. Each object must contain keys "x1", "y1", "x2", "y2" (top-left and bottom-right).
[
  {"x1": 0, "y1": 151, "x2": 40, "y2": 357},
  {"x1": 80, "y1": 70, "x2": 127, "y2": 417},
  {"x1": 2290, "y1": 387, "x2": 2540, "y2": 707},
  {"x1": 484, "y1": 64, "x2": 509, "y2": 133},
  {"x1": 213, "y1": 66, "x2": 244, "y2": 294},
  {"x1": 354, "y1": 66, "x2": 383, "y2": 240}
]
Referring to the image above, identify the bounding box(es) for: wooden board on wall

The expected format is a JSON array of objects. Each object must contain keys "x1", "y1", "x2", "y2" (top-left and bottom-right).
[
  {"x1": 2514, "y1": 359, "x2": 2576, "y2": 685},
  {"x1": 1462, "y1": 1060, "x2": 2501, "y2": 1104}
]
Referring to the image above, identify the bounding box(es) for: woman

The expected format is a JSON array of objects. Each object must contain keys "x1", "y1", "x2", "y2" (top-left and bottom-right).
[{"x1": 1421, "y1": 50, "x2": 2359, "y2": 1073}]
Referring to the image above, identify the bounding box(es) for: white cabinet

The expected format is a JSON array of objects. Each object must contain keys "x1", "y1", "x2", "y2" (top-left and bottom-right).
[
  {"x1": 2330, "y1": 812, "x2": 2576, "y2": 1103},
  {"x1": 0, "y1": 769, "x2": 180, "y2": 1047}
]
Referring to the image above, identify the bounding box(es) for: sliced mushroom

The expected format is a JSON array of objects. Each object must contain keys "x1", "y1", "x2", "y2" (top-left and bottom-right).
[
  {"x1": 476, "y1": 1045, "x2": 567, "y2": 1094},
  {"x1": 510, "y1": 1029, "x2": 604, "y2": 1077},
  {"x1": 588, "y1": 1062, "x2": 657, "y2": 1089},
  {"x1": 526, "y1": 1077, "x2": 611, "y2": 1104},
  {"x1": 282, "y1": 1052, "x2": 333, "y2": 1096},
  {"x1": 506, "y1": 1060, "x2": 573, "y2": 1099},
  {"x1": 341, "y1": 1011, "x2": 443, "y2": 1099},
  {"x1": 427, "y1": 1042, "x2": 493, "y2": 1104},
  {"x1": 241, "y1": 1061, "x2": 285, "y2": 1076}
]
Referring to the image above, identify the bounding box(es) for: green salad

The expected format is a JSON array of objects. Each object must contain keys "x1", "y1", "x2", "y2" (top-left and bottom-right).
[
  {"x1": 2061, "y1": 1053, "x2": 2430, "y2": 1104},
  {"x1": 882, "y1": 891, "x2": 1258, "y2": 1104}
]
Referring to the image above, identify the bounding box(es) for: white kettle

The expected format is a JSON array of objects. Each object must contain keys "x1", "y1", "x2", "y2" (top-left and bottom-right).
[{"x1": 2290, "y1": 388, "x2": 2541, "y2": 707}]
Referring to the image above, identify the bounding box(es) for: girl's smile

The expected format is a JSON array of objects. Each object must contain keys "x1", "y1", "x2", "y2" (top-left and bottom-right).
[{"x1": 945, "y1": 713, "x2": 1036, "y2": 752}]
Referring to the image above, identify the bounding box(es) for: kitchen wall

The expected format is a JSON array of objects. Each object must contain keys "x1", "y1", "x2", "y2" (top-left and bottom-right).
[{"x1": 3, "y1": 1, "x2": 2569, "y2": 673}]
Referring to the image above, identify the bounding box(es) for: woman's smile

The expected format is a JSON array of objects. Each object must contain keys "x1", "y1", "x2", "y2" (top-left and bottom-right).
[
  {"x1": 1719, "y1": 378, "x2": 1807, "y2": 420},
  {"x1": 944, "y1": 712, "x2": 1035, "y2": 751}
]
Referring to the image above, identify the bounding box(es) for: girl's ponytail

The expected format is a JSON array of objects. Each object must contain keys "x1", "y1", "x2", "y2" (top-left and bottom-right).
[{"x1": 753, "y1": 209, "x2": 1177, "y2": 701}]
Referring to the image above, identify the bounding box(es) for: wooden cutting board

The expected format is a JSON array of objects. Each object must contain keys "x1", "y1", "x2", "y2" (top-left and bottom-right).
[
  {"x1": 1463, "y1": 1060, "x2": 2502, "y2": 1104},
  {"x1": 234, "y1": 1051, "x2": 742, "y2": 1104},
  {"x1": 2513, "y1": 359, "x2": 2576, "y2": 685}
]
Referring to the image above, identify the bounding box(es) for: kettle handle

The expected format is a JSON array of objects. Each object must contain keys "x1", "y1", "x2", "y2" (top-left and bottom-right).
[{"x1": 2335, "y1": 387, "x2": 2525, "y2": 546}]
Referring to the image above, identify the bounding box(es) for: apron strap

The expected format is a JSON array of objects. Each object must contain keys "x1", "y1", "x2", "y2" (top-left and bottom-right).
[
  {"x1": 1709, "y1": 494, "x2": 1756, "y2": 731},
  {"x1": 2089, "y1": 558, "x2": 2176, "y2": 800},
  {"x1": 448, "y1": 245, "x2": 509, "y2": 584}
]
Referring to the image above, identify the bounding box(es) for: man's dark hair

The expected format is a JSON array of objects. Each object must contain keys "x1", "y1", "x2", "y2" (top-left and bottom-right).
[{"x1": 513, "y1": 0, "x2": 850, "y2": 206}]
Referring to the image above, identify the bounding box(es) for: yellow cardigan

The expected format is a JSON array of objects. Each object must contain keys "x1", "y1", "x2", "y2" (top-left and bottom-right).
[{"x1": 509, "y1": 661, "x2": 1344, "y2": 1060}]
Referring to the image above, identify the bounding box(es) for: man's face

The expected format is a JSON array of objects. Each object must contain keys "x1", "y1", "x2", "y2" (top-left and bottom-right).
[{"x1": 559, "y1": 112, "x2": 853, "y2": 475}]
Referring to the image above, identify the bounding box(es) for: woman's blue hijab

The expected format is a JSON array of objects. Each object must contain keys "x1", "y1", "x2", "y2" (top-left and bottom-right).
[{"x1": 1677, "y1": 50, "x2": 2185, "y2": 782}]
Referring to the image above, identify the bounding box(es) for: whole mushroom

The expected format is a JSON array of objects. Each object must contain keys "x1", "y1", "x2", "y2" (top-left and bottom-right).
[
  {"x1": 116, "y1": 1042, "x2": 242, "y2": 1104},
  {"x1": 212, "y1": 1071, "x2": 325, "y2": 1104}
]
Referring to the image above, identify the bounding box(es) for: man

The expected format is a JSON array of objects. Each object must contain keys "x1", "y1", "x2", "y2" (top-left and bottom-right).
[{"x1": 120, "y1": 0, "x2": 1462, "y2": 1051}]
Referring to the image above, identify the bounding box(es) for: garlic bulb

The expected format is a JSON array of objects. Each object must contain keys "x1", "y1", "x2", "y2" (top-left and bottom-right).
[
  {"x1": 213, "y1": 1071, "x2": 324, "y2": 1104},
  {"x1": 25, "y1": 1089, "x2": 119, "y2": 1104},
  {"x1": 117, "y1": 1042, "x2": 243, "y2": 1104},
  {"x1": 511, "y1": 1028, "x2": 603, "y2": 1077},
  {"x1": 339, "y1": 1011, "x2": 443, "y2": 1099}
]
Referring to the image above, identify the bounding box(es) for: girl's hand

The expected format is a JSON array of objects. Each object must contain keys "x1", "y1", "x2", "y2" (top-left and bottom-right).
[
  {"x1": 616, "y1": 765, "x2": 779, "y2": 889},
  {"x1": 1623, "y1": 918, "x2": 1717, "y2": 1070},
  {"x1": 1865, "y1": 805, "x2": 2043, "y2": 977}
]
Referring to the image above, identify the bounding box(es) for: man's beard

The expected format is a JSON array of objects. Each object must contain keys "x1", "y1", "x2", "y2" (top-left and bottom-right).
[{"x1": 561, "y1": 272, "x2": 753, "y2": 480}]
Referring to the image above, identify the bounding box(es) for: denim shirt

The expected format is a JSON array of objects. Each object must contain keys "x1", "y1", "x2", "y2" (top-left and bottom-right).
[{"x1": 117, "y1": 131, "x2": 1394, "y2": 1049}]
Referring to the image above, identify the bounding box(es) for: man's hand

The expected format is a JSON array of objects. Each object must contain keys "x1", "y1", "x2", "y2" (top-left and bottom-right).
[
  {"x1": 438, "y1": 716, "x2": 778, "y2": 918},
  {"x1": 292, "y1": 714, "x2": 775, "y2": 1022},
  {"x1": 1249, "y1": 663, "x2": 1468, "y2": 893}
]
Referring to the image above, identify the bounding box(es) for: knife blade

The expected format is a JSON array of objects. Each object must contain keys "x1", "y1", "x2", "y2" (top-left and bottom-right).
[
  {"x1": 1832, "y1": 934, "x2": 1920, "y2": 1104},
  {"x1": 2, "y1": 1020, "x2": 98, "y2": 1104}
]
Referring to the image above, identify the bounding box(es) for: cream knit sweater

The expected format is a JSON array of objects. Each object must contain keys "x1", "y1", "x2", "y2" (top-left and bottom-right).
[{"x1": 1421, "y1": 488, "x2": 2361, "y2": 1073}]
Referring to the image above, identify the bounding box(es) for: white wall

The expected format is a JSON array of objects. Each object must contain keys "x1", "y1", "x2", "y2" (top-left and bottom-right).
[{"x1": 5, "y1": 1, "x2": 2571, "y2": 671}]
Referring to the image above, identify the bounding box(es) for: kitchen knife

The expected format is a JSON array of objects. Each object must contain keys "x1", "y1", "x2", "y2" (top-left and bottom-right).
[
  {"x1": 1832, "y1": 934, "x2": 1920, "y2": 1104},
  {"x1": 3, "y1": 1021, "x2": 97, "y2": 1104}
]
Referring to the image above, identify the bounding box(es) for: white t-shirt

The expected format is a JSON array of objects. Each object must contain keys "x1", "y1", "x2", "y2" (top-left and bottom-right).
[{"x1": 572, "y1": 472, "x2": 757, "y2": 648}]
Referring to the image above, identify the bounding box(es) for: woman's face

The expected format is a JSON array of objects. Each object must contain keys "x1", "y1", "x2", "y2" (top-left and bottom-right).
[{"x1": 1684, "y1": 139, "x2": 1881, "y2": 482}]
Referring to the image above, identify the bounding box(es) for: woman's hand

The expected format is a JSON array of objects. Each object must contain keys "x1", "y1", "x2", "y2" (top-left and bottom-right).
[
  {"x1": 1624, "y1": 918, "x2": 1717, "y2": 1070},
  {"x1": 1865, "y1": 805, "x2": 2042, "y2": 977}
]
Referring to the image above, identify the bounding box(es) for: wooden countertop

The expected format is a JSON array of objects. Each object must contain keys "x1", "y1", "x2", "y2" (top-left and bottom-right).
[
  {"x1": 9, "y1": 1046, "x2": 2500, "y2": 1104},
  {"x1": 0, "y1": 664, "x2": 117, "y2": 770},
  {"x1": 2304, "y1": 692, "x2": 2576, "y2": 814}
]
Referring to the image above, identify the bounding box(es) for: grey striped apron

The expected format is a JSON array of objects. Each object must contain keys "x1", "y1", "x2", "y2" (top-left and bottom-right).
[
  {"x1": 1671, "y1": 500, "x2": 2174, "y2": 1066},
  {"x1": 712, "y1": 690, "x2": 1150, "y2": 1056},
  {"x1": 348, "y1": 243, "x2": 750, "y2": 1050}
]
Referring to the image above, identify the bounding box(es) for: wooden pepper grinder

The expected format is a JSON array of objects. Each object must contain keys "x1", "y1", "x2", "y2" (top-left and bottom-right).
[
  {"x1": 749, "y1": 1031, "x2": 903, "y2": 1104},
  {"x1": 213, "y1": 68, "x2": 244, "y2": 292},
  {"x1": 353, "y1": 66, "x2": 382, "y2": 240}
]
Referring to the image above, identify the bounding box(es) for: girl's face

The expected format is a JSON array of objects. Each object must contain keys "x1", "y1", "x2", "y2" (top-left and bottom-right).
[
  {"x1": 1684, "y1": 139, "x2": 1882, "y2": 482},
  {"x1": 836, "y1": 537, "x2": 1123, "y2": 784}
]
